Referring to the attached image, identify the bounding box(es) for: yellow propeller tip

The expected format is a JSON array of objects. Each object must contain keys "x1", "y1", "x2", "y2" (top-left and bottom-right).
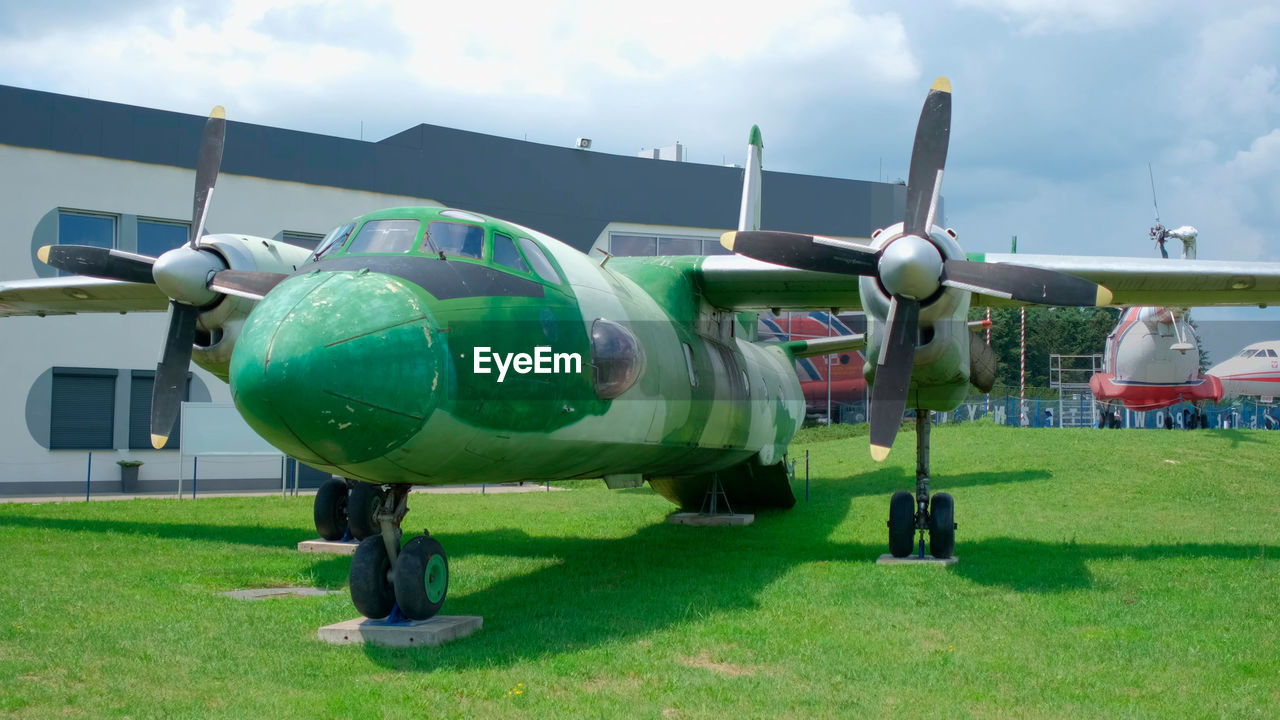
[
  {"x1": 36, "y1": 246, "x2": 51, "y2": 264},
  {"x1": 720, "y1": 231, "x2": 737, "y2": 251},
  {"x1": 870, "y1": 444, "x2": 891, "y2": 462},
  {"x1": 1096, "y1": 286, "x2": 1113, "y2": 306},
  {"x1": 150, "y1": 433, "x2": 170, "y2": 449},
  {"x1": 210, "y1": 105, "x2": 226, "y2": 120},
  {"x1": 931, "y1": 77, "x2": 951, "y2": 94}
]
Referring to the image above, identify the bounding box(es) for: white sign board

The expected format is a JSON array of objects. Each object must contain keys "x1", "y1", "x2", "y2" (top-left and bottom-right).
[
  {"x1": 178, "y1": 402, "x2": 285, "y2": 497},
  {"x1": 180, "y1": 402, "x2": 281, "y2": 456}
]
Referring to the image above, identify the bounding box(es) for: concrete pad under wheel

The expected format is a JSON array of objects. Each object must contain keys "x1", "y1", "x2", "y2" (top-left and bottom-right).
[
  {"x1": 667, "y1": 512, "x2": 755, "y2": 526},
  {"x1": 318, "y1": 615, "x2": 483, "y2": 647},
  {"x1": 876, "y1": 553, "x2": 958, "y2": 566},
  {"x1": 298, "y1": 539, "x2": 359, "y2": 555}
]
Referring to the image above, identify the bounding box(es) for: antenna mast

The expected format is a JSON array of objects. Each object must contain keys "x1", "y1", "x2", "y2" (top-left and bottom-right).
[{"x1": 1148, "y1": 162, "x2": 1160, "y2": 223}]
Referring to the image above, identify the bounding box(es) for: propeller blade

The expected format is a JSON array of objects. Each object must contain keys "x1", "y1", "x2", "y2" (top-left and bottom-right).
[
  {"x1": 189, "y1": 106, "x2": 226, "y2": 249},
  {"x1": 869, "y1": 296, "x2": 919, "y2": 461},
  {"x1": 37, "y1": 245, "x2": 156, "y2": 284},
  {"x1": 903, "y1": 77, "x2": 952, "y2": 238},
  {"x1": 207, "y1": 269, "x2": 288, "y2": 300},
  {"x1": 941, "y1": 259, "x2": 1113, "y2": 306},
  {"x1": 721, "y1": 230, "x2": 879, "y2": 275},
  {"x1": 150, "y1": 301, "x2": 199, "y2": 449}
]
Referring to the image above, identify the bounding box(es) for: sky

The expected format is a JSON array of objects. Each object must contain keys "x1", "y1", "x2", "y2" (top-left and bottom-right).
[{"x1": 1, "y1": 0, "x2": 1278, "y2": 359}]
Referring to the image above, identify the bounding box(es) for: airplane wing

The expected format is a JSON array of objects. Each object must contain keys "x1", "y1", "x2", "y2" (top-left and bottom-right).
[
  {"x1": 694, "y1": 254, "x2": 864, "y2": 311},
  {"x1": 0, "y1": 276, "x2": 169, "y2": 317},
  {"x1": 974, "y1": 254, "x2": 1280, "y2": 308}
]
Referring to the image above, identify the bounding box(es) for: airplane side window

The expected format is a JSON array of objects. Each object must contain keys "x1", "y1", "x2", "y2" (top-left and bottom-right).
[
  {"x1": 426, "y1": 221, "x2": 484, "y2": 259},
  {"x1": 312, "y1": 222, "x2": 355, "y2": 261},
  {"x1": 345, "y1": 219, "x2": 420, "y2": 254},
  {"x1": 492, "y1": 232, "x2": 531, "y2": 273},
  {"x1": 518, "y1": 237, "x2": 563, "y2": 284},
  {"x1": 1270, "y1": 350, "x2": 1278, "y2": 358}
]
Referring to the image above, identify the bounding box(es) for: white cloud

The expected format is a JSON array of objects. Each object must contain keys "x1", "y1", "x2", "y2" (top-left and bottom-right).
[{"x1": 955, "y1": 0, "x2": 1158, "y2": 33}]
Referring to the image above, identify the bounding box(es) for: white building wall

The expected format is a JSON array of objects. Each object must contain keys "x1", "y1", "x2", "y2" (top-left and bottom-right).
[{"x1": 0, "y1": 144, "x2": 438, "y2": 493}]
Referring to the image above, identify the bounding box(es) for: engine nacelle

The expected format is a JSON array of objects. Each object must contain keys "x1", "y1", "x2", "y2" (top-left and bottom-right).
[
  {"x1": 861, "y1": 222, "x2": 974, "y2": 410},
  {"x1": 191, "y1": 234, "x2": 312, "y2": 381}
]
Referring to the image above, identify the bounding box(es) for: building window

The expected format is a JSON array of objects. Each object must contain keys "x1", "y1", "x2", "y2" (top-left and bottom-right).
[
  {"x1": 281, "y1": 231, "x2": 324, "y2": 251},
  {"x1": 658, "y1": 236, "x2": 701, "y2": 255},
  {"x1": 128, "y1": 371, "x2": 189, "y2": 449},
  {"x1": 49, "y1": 368, "x2": 118, "y2": 450},
  {"x1": 608, "y1": 231, "x2": 724, "y2": 258},
  {"x1": 138, "y1": 218, "x2": 190, "y2": 257},
  {"x1": 609, "y1": 234, "x2": 656, "y2": 257},
  {"x1": 58, "y1": 211, "x2": 115, "y2": 249}
]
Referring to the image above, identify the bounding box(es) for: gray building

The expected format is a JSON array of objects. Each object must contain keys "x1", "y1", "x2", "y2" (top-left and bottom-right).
[{"x1": 0, "y1": 83, "x2": 904, "y2": 495}]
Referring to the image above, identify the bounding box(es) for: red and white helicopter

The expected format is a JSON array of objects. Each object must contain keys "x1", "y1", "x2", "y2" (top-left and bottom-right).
[{"x1": 1090, "y1": 225, "x2": 1223, "y2": 428}]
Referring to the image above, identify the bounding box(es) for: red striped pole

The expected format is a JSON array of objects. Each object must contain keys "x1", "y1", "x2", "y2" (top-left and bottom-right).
[{"x1": 985, "y1": 306, "x2": 991, "y2": 415}]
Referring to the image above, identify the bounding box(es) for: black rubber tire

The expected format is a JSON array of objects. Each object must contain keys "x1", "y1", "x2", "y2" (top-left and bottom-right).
[
  {"x1": 888, "y1": 491, "x2": 915, "y2": 558},
  {"x1": 349, "y1": 535, "x2": 396, "y2": 619},
  {"x1": 392, "y1": 535, "x2": 449, "y2": 621},
  {"x1": 928, "y1": 492, "x2": 956, "y2": 559},
  {"x1": 313, "y1": 478, "x2": 349, "y2": 541},
  {"x1": 347, "y1": 482, "x2": 384, "y2": 541}
]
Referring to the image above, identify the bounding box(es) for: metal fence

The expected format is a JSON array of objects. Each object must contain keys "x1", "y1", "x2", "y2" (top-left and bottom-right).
[{"x1": 831, "y1": 391, "x2": 1280, "y2": 430}]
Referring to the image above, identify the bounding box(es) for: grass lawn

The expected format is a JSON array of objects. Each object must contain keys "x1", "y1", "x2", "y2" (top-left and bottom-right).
[{"x1": 0, "y1": 422, "x2": 1276, "y2": 719}]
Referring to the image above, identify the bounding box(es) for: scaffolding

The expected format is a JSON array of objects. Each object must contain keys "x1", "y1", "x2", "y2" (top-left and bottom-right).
[{"x1": 1049, "y1": 354, "x2": 1104, "y2": 428}]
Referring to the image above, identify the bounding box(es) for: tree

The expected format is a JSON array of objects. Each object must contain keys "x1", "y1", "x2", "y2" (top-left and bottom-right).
[{"x1": 969, "y1": 305, "x2": 1120, "y2": 388}]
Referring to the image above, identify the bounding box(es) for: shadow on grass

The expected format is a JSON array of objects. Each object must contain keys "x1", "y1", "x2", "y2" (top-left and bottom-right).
[
  {"x1": 0, "y1": 515, "x2": 312, "y2": 550},
  {"x1": 946, "y1": 537, "x2": 1276, "y2": 593}
]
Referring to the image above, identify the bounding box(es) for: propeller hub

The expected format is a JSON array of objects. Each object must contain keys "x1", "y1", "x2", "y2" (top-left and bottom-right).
[
  {"x1": 878, "y1": 234, "x2": 943, "y2": 300},
  {"x1": 152, "y1": 245, "x2": 226, "y2": 306}
]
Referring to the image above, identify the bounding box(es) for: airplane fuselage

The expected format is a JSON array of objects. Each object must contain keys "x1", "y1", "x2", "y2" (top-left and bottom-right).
[
  {"x1": 226, "y1": 207, "x2": 806, "y2": 487},
  {"x1": 1207, "y1": 341, "x2": 1280, "y2": 402}
]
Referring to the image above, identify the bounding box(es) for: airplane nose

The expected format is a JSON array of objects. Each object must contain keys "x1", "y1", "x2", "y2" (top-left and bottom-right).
[{"x1": 230, "y1": 270, "x2": 444, "y2": 467}]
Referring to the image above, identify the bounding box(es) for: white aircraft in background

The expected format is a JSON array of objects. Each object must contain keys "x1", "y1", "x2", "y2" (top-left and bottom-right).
[{"x1": 1207, "y1": 341, "x2": 1280, "y2": 404}]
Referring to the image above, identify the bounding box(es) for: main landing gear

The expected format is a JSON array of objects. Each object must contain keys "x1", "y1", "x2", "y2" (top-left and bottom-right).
[
  {"x1": 312, "y1": 479, "x2": 450, "y2": 620},
  {"x1": 887, "y1": 411, "x2": 956, "y2": 559}
]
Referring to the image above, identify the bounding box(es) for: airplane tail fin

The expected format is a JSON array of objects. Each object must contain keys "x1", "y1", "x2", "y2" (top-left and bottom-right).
[{"x1": 737, "y1": 125, "x2": 763, "y2": 232}]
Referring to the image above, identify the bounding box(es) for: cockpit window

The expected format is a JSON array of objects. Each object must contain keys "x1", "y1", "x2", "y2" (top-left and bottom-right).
[
  {"x1": 425, "y1": 221, "x2": 483, "y2": 259},
  {"x1": 518, "y1": 237, "x2": 562, "y2": 284},
  {"x1": 345, "y1": 219, "x2": 420, "y2": 254},
  {"x1": 493, "y1": 232, "x2": 530, "y2": 272},
  {"x1": 312, "y1": 222, "x2": 355, "y2": 261},
  {"x1": 1269, "y1": 349, "x2": 1278, "y2": 358}
]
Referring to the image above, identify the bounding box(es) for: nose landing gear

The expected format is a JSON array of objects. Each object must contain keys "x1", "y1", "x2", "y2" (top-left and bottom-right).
[
  {"x1": 886, "y1": 411, "x2": 956, "y2": 559},
  {"x1": 346, "y1": 484, "x2": 450, "y2": 622}
]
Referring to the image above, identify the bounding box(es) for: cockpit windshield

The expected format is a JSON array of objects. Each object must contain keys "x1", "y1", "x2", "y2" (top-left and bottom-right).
[
  {"x1": 424, "y1": 221, "x2": 483, "y2": 259},
  {"x1": 346, "y1": 219, "x2": 421, "y2": 254}
]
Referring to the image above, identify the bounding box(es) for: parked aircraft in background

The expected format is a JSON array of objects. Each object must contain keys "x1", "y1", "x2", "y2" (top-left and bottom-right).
[
  {"x1": 1207, "y1": 340, "x2": 1280, "y2": 403},
  {"x1": 758, "y1": 312, "x2": 867, "y2": 418},
  {"x1": 1090, "y1": 227, "x2": 1221, "y2": 428},
  {"x1": 10, "y1": 79, "x2": 1280, "y2": 623}
]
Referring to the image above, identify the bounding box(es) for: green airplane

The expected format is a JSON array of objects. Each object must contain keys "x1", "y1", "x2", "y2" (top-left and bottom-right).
[{"x1": 9, "y1": 78, "x2": 1280, "y2": 623}]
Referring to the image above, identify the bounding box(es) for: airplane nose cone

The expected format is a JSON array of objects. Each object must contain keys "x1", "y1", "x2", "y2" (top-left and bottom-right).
[{"x1": 230, "y1": 270, "x2": 444, "y2": 467}]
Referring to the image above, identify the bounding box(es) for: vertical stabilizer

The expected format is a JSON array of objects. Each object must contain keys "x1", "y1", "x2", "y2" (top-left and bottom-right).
[{"x1": 737, "y1": 125, "x2": 763, "y2": 232}]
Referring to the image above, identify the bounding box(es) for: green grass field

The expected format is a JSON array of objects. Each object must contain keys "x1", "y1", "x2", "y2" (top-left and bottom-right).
[{"x1": 1, "y1": 423, "x2": 1277, "y2": 719}]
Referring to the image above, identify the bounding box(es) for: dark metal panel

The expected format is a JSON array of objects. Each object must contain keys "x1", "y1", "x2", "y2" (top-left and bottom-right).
[{"x1": 0, "y1": 84, "x2": 903, "y2": 253}]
